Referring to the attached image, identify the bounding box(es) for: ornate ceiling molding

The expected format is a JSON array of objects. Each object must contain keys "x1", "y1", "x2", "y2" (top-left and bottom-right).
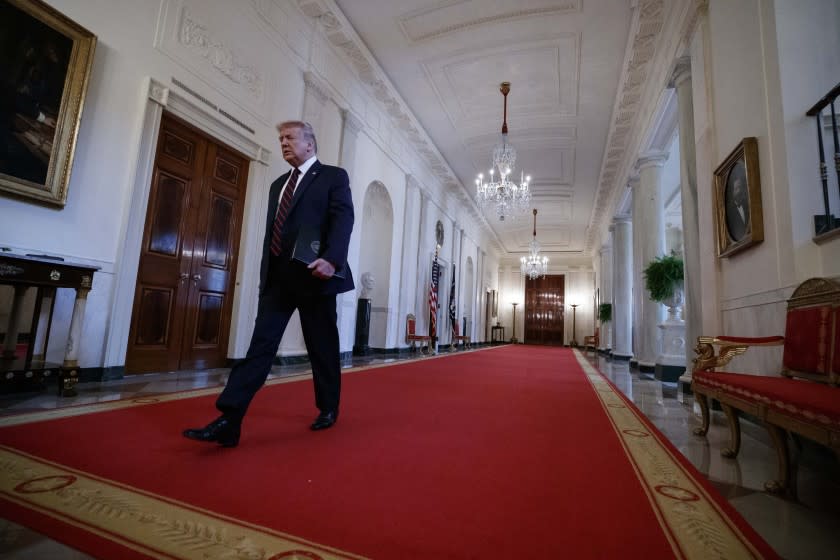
[
  {"x1": 585, "y1": 0, "x2": 666, "y2": 254},
  {"x1": 296, "y1": 0, "x2": 505, "y2": 255},
  {"x1": 397, "y1": 1, "x2": 580, "y2": 43}
]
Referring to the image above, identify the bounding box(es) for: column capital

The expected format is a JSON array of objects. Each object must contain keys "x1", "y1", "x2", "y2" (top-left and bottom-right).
[
  {"x1": 407, "y1": 175, "x2": 427, "y2": 199},
  {"x1": 341, "y1": 108, "x2": 365, "y2": 137},
  {"x1": 626, "y1": 175, "x2": 640, "y2": 190},
  {"x1": 635, "y1": 151, "x2": 668, "y2": 171},
  {"x1": 303, "y1": 71, "x2": 330, "y2": 105},
  {"x1": 668, "y1": 56, "x2": 692, "y2": 89},
  {"x1": 613, "y1": 214, "x2": 632, "y2": 225}
]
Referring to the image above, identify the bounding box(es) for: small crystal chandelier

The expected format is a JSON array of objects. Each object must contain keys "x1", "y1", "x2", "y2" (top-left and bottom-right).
[
  {"x1": 521, "y1": 208, "x2": 549, "y2": 279},
  {"x1": 475, "y1": 82, "x2": 532, "y2": 221}
]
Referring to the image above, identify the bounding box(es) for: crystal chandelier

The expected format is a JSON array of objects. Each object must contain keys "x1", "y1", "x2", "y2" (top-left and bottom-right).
[
  {"x1": 475, "y1": 82, "x2": 531, "y2": 221},
  {"x1": 521, "y1": 209, "x2": 549, "y2": 279}
]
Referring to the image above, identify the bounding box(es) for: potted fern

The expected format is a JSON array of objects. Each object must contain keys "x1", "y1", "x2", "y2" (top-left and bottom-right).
[
  {"x1": 598, "y1": 302, "x2": 612, "y2": 323},
  {"x1": 643, "y1": 254, "x2": 684, "y2": 320}
]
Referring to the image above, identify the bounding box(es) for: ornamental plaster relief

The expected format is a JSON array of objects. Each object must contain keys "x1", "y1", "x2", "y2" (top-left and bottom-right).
[
  {"x1": 179, "y1": 9, "x2": 264, "y2": 99},
  {"x1": 155, "y1": 1, "x2": 272, "y2": 121}
]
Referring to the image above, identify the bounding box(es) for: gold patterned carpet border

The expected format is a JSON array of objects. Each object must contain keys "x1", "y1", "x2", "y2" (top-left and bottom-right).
[
  {"x1": 573, "y1": 351, "x2": 767, "y2": 560},
  {"x1": 0, "y1": 445, "x2": 367, "y2": 560}
]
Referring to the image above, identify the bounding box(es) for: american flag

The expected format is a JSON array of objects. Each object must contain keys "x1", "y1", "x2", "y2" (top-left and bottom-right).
[
  {"x1": 448, "y1": 265, "x2": 457, "y2": 328},
  {"x1": 429, "y1": 252, "x2": 440, "y2": 337}
]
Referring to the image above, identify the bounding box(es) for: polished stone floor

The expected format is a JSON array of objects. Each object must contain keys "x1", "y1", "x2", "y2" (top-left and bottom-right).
[{"x1": 1, "y1": 347, "x2": 838, "y2": 559}]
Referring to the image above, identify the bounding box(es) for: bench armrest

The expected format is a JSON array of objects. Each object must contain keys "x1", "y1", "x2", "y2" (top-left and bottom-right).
[{"x1": 692, "y1": 335, "x2": 784, "y2": 372}]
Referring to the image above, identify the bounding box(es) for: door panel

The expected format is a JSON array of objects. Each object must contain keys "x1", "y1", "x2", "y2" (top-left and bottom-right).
[
  {"x1": 179, "y1": 142, "x2": 248, "y2": 370},
  {"x1": 135, "y1": 287, "x2": 173, "y2": 346},
  {"x1": 127, "y1": 114, "x2": 248, "y2": 373},
  {"x1": 524, "y1": 275, "x2": 565, "y2": 345},
  {"x1": 127, "y1": 118, "x2": 204, "y2": 373},
  {"x1": 147, "y1": 172, "x2": 189, "y2": 256}
]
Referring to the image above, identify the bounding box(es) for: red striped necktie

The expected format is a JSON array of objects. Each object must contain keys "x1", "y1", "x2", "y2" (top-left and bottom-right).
[{"x1": 270, "y1": 167, "x2": 300, "y2": 256}]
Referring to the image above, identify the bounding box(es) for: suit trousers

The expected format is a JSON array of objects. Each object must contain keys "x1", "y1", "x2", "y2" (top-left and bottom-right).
[{"x1": 215, "y1": 276, "x2": 341, "y2": 422}]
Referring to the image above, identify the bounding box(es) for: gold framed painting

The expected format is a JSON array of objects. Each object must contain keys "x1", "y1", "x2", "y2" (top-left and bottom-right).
[
  {"x1": 713, "y1": 137, "x2": 763, "y2": 257},
  {"x1": 0, "y1": 0, "x2": 96, "y2": 207}
]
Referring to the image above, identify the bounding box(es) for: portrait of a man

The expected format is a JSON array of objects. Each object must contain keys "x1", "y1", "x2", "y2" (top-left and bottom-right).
[{"x1": 724, "y1": 161, "x2": 749, "y2": 242}]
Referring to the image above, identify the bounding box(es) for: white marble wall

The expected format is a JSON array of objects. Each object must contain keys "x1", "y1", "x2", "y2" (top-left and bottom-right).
[{"x1": 0, "y1": 0, "x2": 502, "y2": 366}]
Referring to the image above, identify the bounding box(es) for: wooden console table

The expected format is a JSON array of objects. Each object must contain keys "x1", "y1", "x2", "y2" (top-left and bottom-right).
[
  {"x1": 0, "y1": 253, "x2": 99, "y2": 396},
  {"x1": 491, "y1": 324, "x2": 505, "y2": 344}
]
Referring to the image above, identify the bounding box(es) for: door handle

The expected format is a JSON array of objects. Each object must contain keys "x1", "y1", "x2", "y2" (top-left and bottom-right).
[
  {"x1": 179, "y1": 272, "x2": 188, "y2": 284},
  {"x1": 192, "y1": 274, "x2": 201, "y2": 286}
]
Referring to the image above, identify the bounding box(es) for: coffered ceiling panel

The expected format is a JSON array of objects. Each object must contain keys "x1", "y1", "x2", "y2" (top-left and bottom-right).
[
  {"x1": 333, "y1": 0, "x2": 633, "y2": 255},
  {"x1": 397, "y1": 0, "x2": 581, "y2": 43},
  {"x1": 422, "y1": 34, "x2": 579, "y2": 131}
]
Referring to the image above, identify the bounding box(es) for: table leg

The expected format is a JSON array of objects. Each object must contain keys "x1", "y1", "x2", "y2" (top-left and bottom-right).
[
  {"x1": 31, "y1": 286, "x2": 56, "y2": 364},
  {"x1": 60, "y1": 287, "x2": 90, "y2": 396},
  {"x1": 2, "y1": 286, "x2": 29, "y2": 359}
]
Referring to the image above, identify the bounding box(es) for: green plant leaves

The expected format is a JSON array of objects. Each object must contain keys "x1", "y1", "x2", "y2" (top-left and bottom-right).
[{"x1": 643, "y1": 255, "x2": 684, "y2": 302}]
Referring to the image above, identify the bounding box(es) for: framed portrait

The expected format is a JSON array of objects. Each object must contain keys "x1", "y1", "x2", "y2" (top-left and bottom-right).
[
  {"x1": 713, "y1": 137, "x2": 763, "y2": 257},
  {"x1": 0, "y1": 0, "x2": 96, "y2": 207}
]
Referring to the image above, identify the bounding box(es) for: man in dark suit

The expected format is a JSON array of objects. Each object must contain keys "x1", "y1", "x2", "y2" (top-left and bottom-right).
[{"x1": 183, "y1": 121, "x2": 354, "y2": 447}]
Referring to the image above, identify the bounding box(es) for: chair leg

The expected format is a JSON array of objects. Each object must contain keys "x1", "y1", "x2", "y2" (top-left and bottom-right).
[
  {"x1": 764, "y1": 423, "x2": 792, "y2": 497},
  {"x1": 693, "y1": 391, "x2": 710, "y2": 436},
  {"x1": 719, "y1": 403, "x2": 741, "y2": 458}
]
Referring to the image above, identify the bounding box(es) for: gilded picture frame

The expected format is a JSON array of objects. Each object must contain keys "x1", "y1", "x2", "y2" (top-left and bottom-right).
[
  {"x1": 713, "y1": 137, "x2": 763, "y2": 257},
  {"x1": 0, "y1": 0, "x2": 96, "y2": 207}
]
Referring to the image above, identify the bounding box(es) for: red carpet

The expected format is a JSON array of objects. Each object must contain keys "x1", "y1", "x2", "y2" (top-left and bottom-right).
[{"x1": 0, "y1": 346, "x2": 777, "y2": 559}]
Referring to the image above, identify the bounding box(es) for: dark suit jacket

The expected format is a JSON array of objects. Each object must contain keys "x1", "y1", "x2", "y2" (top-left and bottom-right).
[{"x1": 258, "y1": 160, "x2": 354, "y2": 296}]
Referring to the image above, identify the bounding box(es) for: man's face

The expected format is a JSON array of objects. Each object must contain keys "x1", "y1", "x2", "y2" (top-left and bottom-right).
[
  {"x1": 279, "y1": 126, "x2": 313, "y2": 167},
  {"x1": 732, "y1": 177, "x2": 745, "y2": 201}
]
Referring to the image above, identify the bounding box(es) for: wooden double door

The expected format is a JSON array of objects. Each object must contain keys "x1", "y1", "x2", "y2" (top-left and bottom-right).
[
  {"x1": 524, "y1": 275, "x2": 565, "y2": 345},
  {"x1": 126, "y1": 114, "x2": 249, "y2": 373}
]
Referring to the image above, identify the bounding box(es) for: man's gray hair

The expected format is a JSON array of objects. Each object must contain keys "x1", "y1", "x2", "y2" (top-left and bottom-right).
[{"x1": 278, "y1": 120, "x2": 318, "y2": 153}]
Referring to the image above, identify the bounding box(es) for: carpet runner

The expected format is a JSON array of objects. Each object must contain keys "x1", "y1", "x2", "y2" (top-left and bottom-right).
[{"x1": 0, "y1": 346, "x2": 777, "y2": 559}]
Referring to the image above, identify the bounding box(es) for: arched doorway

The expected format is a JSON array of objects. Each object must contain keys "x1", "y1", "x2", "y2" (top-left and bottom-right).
[{"x1": 358, "y1": 181, "x2": 394, "y2": 349}]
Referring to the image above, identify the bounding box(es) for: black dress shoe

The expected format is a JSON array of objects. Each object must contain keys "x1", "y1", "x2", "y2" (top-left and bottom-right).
[
  {"x1": 310, "y1": 410, "x2": 338, "y2": 431},
  {"x1": 183, "y1": 416, "x2": 240, "y2": 447}
]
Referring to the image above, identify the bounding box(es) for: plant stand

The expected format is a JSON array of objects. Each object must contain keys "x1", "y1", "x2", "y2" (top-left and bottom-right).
[{"x1": 655, "y1": 289, "x2": 686, "y2": 383}]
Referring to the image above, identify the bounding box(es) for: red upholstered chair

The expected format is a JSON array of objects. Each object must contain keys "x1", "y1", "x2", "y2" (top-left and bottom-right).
[
  {"x1": 691, "y1": 277, "x2": 840, "y2": 496},
  {"x1": 450, "y1": 321, "x2": 471, "y2": 351},
  {"x1": 406, "y1": 314, "x2": 431, "y2": 355}
]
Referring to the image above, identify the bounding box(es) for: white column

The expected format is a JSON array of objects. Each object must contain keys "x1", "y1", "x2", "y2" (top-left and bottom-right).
[
  {"x1": 633, "y1": 153, "x2": 668, "y2": 370},
  {"x1": 398, "y1": 176, "x2": 422, "y2": 347},
  {"x1": 415, "y1": 190, "x2": 433, "y2": 333},
  {"x1": 599, "y1": 240, "x2": 613, "y2": 351},
  {"x1": 670, "y1": 57, "x2": 702, "y2": 372},
  {"x1": 612, "y1": 217, "x2": 633, "y2": 359},
  {"x1": 337, "y1": 109, "x2": 364, "y2": 352},
  {"x1": 339, "y1": 109, "x2": 363, "y2": 178},
  {"x1": 302, "y1": 71, "x2": 329, "y2": 129}
]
